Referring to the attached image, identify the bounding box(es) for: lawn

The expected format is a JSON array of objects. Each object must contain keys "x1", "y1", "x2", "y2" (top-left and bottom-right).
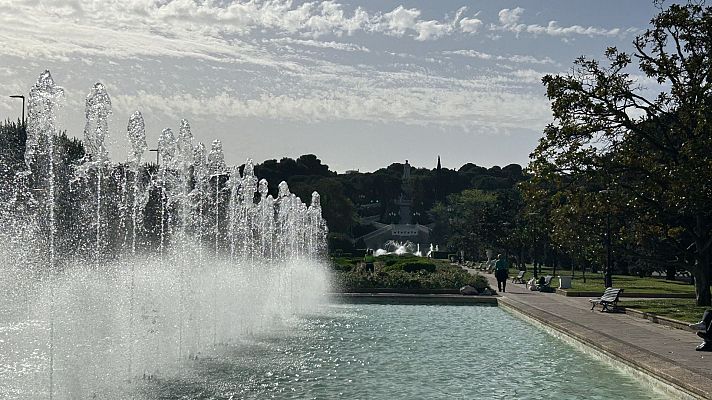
[
  {"x1": 508, "y1": 266, "x2": 696, "y2": 295},
  {"x1": 619, "y1": 299, "x2": 706, "y2": 323}
]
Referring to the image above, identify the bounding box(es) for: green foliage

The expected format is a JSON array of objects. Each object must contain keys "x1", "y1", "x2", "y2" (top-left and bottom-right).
[
  {"x1": 327, "y1": 233, "x2": 354, "y2": 252},
  {"x1": 331, "y1": 256, "x2": 490, "y2": 291},
  {"x1": 431, "y1": 189, "x2": 522, "y2": 260},
  {"x1": 376, "y1": 253, "x2": 420, "y2": 266},
  {"x1": 567, "y1": 274, "x2": 695, "y2": 295},
  {"x1": 381, "y1": 260, "x2": 436, "y2": 273},
  {"x1": 527, "y1": 1, "x2": 712, "y2": 305},
  {"x1": 620, "y1": 299, "x2": 707, "y2": 323},
  {"x1": 331, "y1": 257, "x2": 358, "y2": 272}
]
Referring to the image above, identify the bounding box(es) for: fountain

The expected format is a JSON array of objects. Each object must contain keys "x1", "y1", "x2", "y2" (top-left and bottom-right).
[
  {"x1": 0, "y1": 71, "x2": 329, "y2": 399},
  {"x1": 376, "y1": 240, "x2": 421, "y2": 256}
]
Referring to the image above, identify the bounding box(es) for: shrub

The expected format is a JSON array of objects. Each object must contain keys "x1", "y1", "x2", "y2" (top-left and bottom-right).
[
  {"x1": 334, "y1": 269, "x2": 378, "y2": 289},
  {"x1": 331, "y1": 257, "x2": 492, "y2": 292},
  {"x1": 422, "y1": 267, "x2": 488, "y2": 290},
  {"x1": 331, "y1": 257, "x2": 358, "y2": 272},
  {"x1": 380, "y1": 270, "x2": 422, "y2": 289},
  {"x1": 380, "y1": 260, "x2": 436, "y2": 273},
  {"x1": 400, "y1": 261, "x2": 437, "y2": 273},
  {"x1": 377, "y1": 253, "x2": 419, "y2": 266}
]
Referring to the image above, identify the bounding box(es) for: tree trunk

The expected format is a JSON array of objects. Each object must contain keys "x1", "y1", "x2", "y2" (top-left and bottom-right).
[
  {"x1": 665, "y1": 266, "x2": 676, "y2": 281},
  {"x1": 694, "y1": 263, "x2": 710, "y2": 306},
  {"x1": 694, "y1": 216, "x2": 712, "y2": 306}
]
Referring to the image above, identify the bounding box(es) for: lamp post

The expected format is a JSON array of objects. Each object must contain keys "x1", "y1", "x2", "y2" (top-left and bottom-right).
[
  {"x1": 600, "y1": 189, "x2": 613, "y2": 288},
  {"x1": 9, "y1": 95, "x2": 25, "y2": 126},
  {"x1": 149, "y1": 148, "x2": 159, "y2": 164},
  {"x1": 525, "y1": 212, "x2": 540, "y2": 279},
  {"x1": 605, "y1": 211, "x2": 613, "y2": 288}
]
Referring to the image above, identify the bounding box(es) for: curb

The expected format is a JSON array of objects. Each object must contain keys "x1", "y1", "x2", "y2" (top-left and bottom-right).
[
  {"x1": 556, "y1": 289, "x2": 695, "y2": 298},
  {"x1": 336, "y1": 288, "x2": 460, "y2": 294},
  {"x1": 330, "y1": 292, "x2": 499, "y2": 305},
  {"x1": 623, "y1": 308, "x2": 694, "y2": 331}
]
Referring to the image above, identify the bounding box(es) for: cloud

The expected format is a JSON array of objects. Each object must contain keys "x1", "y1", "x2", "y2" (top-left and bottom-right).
[
  {"x1": 0, "y1": 1, "x2": 564, "y2": 143},
  {"x1": 460, "y1": 17, "x2": 483, "y2": 33},
  {"x1": 377, "y1": 5, "x2": 470, "y2": 41},
  {"x1": 380, "y1": 5, "x2": 421, "y2": 36},
  {"x1": 413, "y1": 20, "x2": 453, "y2": 41},
  {"x1": 444, "y1": 49, "x2": 557, "y2": 65},
  {"x1": 509, "y1": 68, "x2": 546, "y2": 84},
  {"x1": 494, "y1": 7, "x2": 631, "y2": 37},
  {"x1": 498, "y1": 7, "x2": 525, "y2": 26},
  {"x1": 268, "y1": 38, "x2": 370, "y2": 52},
  {"x1": 110, "y1": 84, "x2": 550, "y2": 132}
]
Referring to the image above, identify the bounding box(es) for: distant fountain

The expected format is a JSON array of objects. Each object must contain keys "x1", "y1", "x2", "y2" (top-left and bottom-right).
[
  {"x1": 0, "y1": 71, "x2": 329, "y2": 399},
  {"x1": 376, "y1": 240, "x2": 420, "y2": 256}
]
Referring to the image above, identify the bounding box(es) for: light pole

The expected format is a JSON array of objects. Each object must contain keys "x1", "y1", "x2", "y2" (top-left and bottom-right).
[
  {"x1": 9, "y1": 95, "x2": 25, "y2": 126},
  {"x1": 600, "y1": 189, "x2": 613, "y2": 288},
  {"x1": 149, "y1": 148, "x2": 159, "y2": 164},
  {"x1": 605, "y1": 211, "x2": 613, "y2": 288},
  {"x1": 525, "y1": 212, "x2": 540, "y2": 279}
]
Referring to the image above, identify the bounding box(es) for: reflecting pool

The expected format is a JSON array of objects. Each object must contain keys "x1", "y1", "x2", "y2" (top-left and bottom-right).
[{"x1": 141, "y1": 303, "x2": 659, "y2": 399}]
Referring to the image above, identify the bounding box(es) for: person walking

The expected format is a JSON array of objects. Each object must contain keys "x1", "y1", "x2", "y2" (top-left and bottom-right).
[{"x1": 494, "y1": 254, "x2": 509, "y2": 292}]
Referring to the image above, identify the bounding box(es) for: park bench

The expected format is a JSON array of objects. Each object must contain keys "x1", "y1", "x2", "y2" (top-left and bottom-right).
[
  {"x1": 511, "y1": 270, "x2": 526, "y2": 284},
  {"x1": 589, "y1": 288, "x2": 624, "y2": 312},
  {"x1": 676, "y1": 270, "x2": 691, "y2": 279},
  {"x1": 526, "y1": 275, "x2": 554, "y2": 291},
  {"x1": 539, "y1": 275, "x2": 554, "y2": 291}
]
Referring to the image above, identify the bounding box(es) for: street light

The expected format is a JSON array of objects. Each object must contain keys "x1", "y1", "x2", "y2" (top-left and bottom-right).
[
  {"x1": 148, "y1": 148, "x2": 159, "y2": 164},
  {"x1": 9, "y1": 95, "x2": 25, "y2": 126},
  {"x1": 525, "y1": 212, "x2": 540, "y2": 279},
  {"x1": 600, "y1": 189, "x2": 613, "y2": 288}
]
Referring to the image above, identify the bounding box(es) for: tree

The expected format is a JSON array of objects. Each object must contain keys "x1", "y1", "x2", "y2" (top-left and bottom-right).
[
  {"x1": 435, "y1": 189, "x2": 508, "y2": 259},
  {"x1": 532, "y1": 1, "x2": 712, "y2": 304}
]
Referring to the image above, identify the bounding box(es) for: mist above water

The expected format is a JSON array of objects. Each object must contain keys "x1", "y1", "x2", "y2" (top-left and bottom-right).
[{"x1": 0, "y1": 71, "x2": 330, "y2": 399}]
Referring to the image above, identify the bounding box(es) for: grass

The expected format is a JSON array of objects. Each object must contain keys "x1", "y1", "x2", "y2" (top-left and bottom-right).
[
  {"x1": 508, "y1": 265, "x2": 696, "y2": 295},
  {"x1": 619, "y1": 299, "x2": 706, "y2": 323}
]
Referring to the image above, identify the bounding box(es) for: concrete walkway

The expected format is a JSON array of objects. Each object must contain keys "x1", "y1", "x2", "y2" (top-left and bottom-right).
[{"x1": 469, "y1": 268, "x2": 712, "y2": 399}]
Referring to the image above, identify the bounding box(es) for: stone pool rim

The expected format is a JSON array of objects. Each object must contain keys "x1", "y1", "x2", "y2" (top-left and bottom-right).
[
  {"x1": 331, "y1": 292, "x2": 498, "y2": 305},
  {"x1": 330, "y1": 292, "x2": 711, "y2": 400}
]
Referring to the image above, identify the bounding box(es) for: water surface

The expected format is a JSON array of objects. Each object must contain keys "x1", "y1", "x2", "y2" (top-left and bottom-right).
[{"x1": 145, "y1": 303, "x2": 659, "y2": 399}]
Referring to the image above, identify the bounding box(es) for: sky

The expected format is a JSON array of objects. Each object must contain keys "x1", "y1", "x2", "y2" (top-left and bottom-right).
[{"x1": 0, "y1": 0, "x2": 662, "y2": 172}]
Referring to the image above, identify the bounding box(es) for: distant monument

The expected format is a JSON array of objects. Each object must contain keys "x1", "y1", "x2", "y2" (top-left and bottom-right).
[
  {"x1": 356, "y1": 159, "x2": 432, "y2": 253},
  {"x1": 396, "y1": 160, "x2": 413, "y2": 224}
]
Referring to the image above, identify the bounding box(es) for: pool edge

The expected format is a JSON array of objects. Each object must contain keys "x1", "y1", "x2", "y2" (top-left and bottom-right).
[
  {"x1": 329, "y1": 293, "x2": 498, "y2": 305},
  {"x1": 498, "y1": 298, "x2": 707, "y2": 400}
]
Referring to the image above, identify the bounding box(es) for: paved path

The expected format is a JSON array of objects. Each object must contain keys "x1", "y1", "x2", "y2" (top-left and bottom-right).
[{"x1": 466, "y1": 267, "x2": 712, "y2": 399}]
